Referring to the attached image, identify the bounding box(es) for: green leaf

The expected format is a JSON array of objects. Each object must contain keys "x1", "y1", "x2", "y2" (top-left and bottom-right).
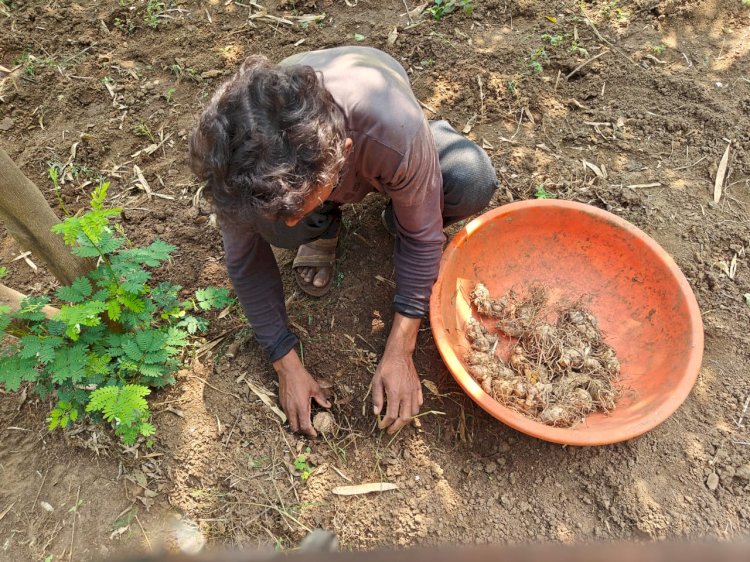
[
  {"x1": 118, "y1": 240, "x2": 175, "y2": 267},
  {"x1": 72, "y1": 230, "x2": 125, "y2": 258},
  {"x1": 19, "y1": 336, "x2": 43, "y2": 358},
  {"x1": 86, "y1": 384, "x2": 151, "y2": 427},
  {"x1": 165, "y1": 327, "x2": 189, "y2": 350},
  {"x1": 195, "y1": 287, "x2": 233, "y2": 311},
  {"x1": 19, "y1": 335, "x2": 63, "y2": 364},
  {"x1": 105, "y1": 333, "x2": 125, "y2": 355},
  {"x1": 139, "y1": 422, "x2": 155, "y2": 437},
  {"x1": 48, "y1": 401, "x2": 79, "y2": 430},
  {"x1": 534, "y1": 186, "x2": 554, "y2": 199},
  {"x1": 177, "y1": 315, "x2": 207, "y2": 334},
  {"x1": 107, "y1": 300, "x2": 122, "y2": 322},
  {"x1": 87, "y1": 353, "x2": 112, "y2": 375},
  {"x1": 117, "y1": 291, "x2": 146, "y2": 313},
  {"x1": 118, "y1": 425, "x2": 140, "y2": 446},
  {"x1": 138, "y1": 363, "x2": 169, "y2": 378},
  {"x1": 15, "y1": 296, "x2": 51, "y2": 322},
  {"x1": 151, "y1": 282, "x2": 182, "y2": 311},
  {"x1": 55, "y1": 301, "x2": 107, "y2": 339},
  {"x1": 119, "y1": 268, "x2": 151, "y2": 294},
  {"x1": 119, "y1": 330, "x2": 170, "y2": 372},
  {"x1": 50, "y1": 344, "x2": 88, "y2": 384},
  {"x1": 0, "y1": 304, "x2": 11, "y2": 333},
  {"x1": 354, "y1": 33, "x2": 365, "y2": 41},
  {"x1": 71, "y1": 242, "x2": 105, "y2": 258},
  {"x1": 90, "y1": 181, "x2": 112, "y2": 211},
  {"x1": 48, "y1": 408, "x2": 63, "y2": 430},
  {"x1": 0, "y1": 355, "x2": 38, "y2": 391},
  {"x1": 56, "y1": 277, "x2": 93, "y2": 303}
]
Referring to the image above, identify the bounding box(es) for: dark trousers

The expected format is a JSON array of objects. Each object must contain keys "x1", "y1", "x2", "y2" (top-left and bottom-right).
[{"x1": 258, "y1": 120, "x2": 499, "y2": 249}]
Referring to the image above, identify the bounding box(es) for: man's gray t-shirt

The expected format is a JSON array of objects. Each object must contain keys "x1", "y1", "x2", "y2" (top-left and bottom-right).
[{"x1": 221, "y1": 46, "x2": 445, "y2": 361}]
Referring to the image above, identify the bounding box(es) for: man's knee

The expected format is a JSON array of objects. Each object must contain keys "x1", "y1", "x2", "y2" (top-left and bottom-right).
[{"x1": 442, "y1": 144, "x2": 499, "y2": 218}]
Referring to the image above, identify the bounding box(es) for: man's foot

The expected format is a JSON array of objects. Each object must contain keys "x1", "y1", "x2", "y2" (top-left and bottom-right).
[{"x1": 292, "y1": 237, "x2": 338, "y2": 297}]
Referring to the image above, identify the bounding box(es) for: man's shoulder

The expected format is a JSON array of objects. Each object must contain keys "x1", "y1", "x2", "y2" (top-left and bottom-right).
[{"x1": 280, "y1": 46, "x2": 403, "y2": 74}]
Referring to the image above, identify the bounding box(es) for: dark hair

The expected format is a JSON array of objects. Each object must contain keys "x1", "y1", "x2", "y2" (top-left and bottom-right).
[{"x1": 188, "y1": 55, "x2": 347, "y2": 221}]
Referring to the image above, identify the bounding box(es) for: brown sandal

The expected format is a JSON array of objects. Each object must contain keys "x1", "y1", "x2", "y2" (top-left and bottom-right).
[{"x1": 292, "y1": 237, "x2": 338, "y2": 297}]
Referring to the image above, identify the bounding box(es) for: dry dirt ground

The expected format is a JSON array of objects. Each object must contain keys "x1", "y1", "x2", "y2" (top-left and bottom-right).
[{"x1": 1, "y1": 0, "x2": 750, "y2": 560}]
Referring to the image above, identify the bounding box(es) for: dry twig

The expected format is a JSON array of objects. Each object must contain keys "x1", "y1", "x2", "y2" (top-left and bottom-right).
[{"x1": 566, "y1": 49, "x2": 609, "y2": 80}]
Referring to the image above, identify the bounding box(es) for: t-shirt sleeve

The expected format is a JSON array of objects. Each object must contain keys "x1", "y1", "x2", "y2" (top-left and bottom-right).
[
  {"x1": 385, "y1": 120, "x2": 445, "y2": 318},
  {"x1": 220, "y1": 221, "x2": 299, "y2": 361}
]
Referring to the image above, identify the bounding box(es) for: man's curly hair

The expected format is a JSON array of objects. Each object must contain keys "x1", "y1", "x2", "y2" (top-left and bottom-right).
[{"x1": 189, "y1": 55, "x2": 347, "y2": 221}]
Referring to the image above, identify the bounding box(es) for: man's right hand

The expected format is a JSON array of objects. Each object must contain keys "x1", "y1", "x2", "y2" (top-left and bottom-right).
[{"x1": 273, "y1": 349, "x2": 331, "y2": 437}]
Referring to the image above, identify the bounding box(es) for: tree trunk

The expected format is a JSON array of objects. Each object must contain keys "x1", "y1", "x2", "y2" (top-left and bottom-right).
[
  {"x1": 0, "y1": 147, "x2": 93, "y2": 286},
  {"x1": 0, "y1": 283, "x2": 58, "y2": 318}
]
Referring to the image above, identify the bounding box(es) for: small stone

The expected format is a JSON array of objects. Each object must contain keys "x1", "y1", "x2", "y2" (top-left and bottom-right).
[
  {"x1": 484, "y1": 461, "x2": 497, "y2": 474},
  {"x1": 155, "y1": 224, "x2": 165, "y2": 234},
  {"x1": 706, "y1": 472, "x2": 720, "y2": 491},
  {"x1": 312, "y1": 411, "x2": 335, "y2": 434},
  {"x1": 736, "y1": 464, "x2": 750, "y2": 482},
  {"x1": 200, "y1": 69, "x2": 222, "y2": 79},
  {"x1": 500, "y1": 495, "x2": 512, "y2": 509},
  {"x1": 0, "y1": 117, "x2": 14, "y2": 131}
]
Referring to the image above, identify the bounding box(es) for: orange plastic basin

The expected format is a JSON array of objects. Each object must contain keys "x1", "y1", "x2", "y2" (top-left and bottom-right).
[{"x1": 430, "y1": 200, "x2": 704, "y2": 446}]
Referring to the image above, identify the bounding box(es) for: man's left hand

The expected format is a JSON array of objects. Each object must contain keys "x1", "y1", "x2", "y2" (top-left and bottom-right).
[{"x1": 372, "y1": 314, "x2": 424, "y2": 434}]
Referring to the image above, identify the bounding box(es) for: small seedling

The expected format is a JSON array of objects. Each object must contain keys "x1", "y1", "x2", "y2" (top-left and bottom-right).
[
  {"x1": 15, "y1": 51, "x2": 53, "y2": 78},
  {"x1": 113, "y1": 16, "x2": 136, "y2": 34},
  {"x1": 163, "y1": 87, "x2": 176, "y2": 103},
  {"x1": 293, "y1": 448, "x2": 314, "y2": 480},
  {"x1": 650, "y1": 43, "x2": 666, "y2": 55},
  {"x1": 132, "y1": 122, "x2": 155, "y2": 142},
  {"x1": 600, "y1": 0, "x2": 629, "y2": 22},
  {"x1": 527, "y1": 47, "x2": 547, "y2": 74},
  {"x1": 542, "y1": 33, "x2": 564, "y2": 47},
  {"x1": 170, "y1": 64, "x2": 202, "y2": 83},
  {"x1": 144, "y1": 0, "x2": 166, "y2": 29},
  {"x1": 534, "y1": 186, "x2": 554, "y2": 199},
  {"x1": 353, "y1": 33, "x2": 365, "y2": 42},
  {"x1": 428, "y1": 0, "x2": 473, "y2": 20},
  {"x1": 48, "y1": 166, "x2": 71, "y2": 217}
]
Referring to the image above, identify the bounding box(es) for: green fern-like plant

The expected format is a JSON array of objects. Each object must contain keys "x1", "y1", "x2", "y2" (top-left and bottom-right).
[{"x1": 0, "y1": 181, "x2": 234, "y2": 445}]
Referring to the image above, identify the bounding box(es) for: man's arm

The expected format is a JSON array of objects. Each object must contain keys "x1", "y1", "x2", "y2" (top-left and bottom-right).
[
  {"x1": 221, "y1": 222, "x2": 330, "y2": 436},
  {"x1": 372, "y1": 313, "x2": 424, "y2": 434},
  {"x1": 374, "y1": 120, "x2": 444, "y2": 433},
  {"x1": 221, "y1": 222, "x2": 299, "y2": 361}
]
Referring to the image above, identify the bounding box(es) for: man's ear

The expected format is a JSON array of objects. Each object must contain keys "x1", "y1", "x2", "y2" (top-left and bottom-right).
[{"x1": 343, "y1": 137, "x2": 353, "y2": 157}]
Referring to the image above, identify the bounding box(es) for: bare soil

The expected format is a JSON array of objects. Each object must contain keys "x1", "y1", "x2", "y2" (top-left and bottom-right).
[{"x1": 2, "y1": 0, "x2": 750, "y2": 560}]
